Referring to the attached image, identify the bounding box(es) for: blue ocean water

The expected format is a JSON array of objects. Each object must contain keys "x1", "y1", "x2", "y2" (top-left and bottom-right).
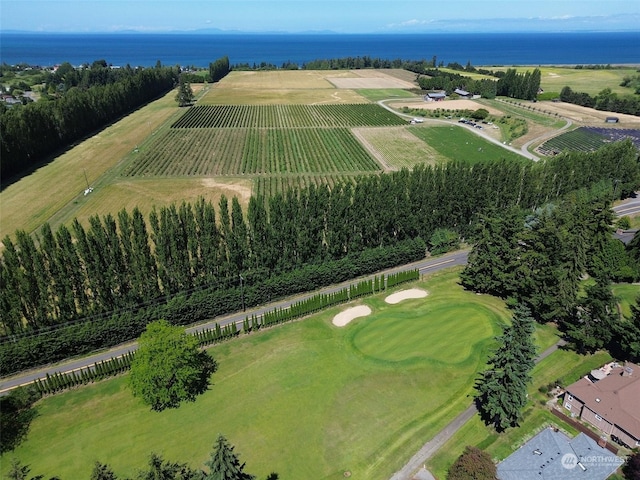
[{"x1": 1, "y1": 31, "x2": 639, "y2": 67}]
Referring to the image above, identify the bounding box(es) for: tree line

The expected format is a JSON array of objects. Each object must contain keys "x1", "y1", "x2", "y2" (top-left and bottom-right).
[
  {"x1": 5, "y1": 434, "x2": 272, "y2": 480},
  {"x1": 0, "y1": 63, "x2": 178, "y2": 183},
  {"x1": 416, "y1": 67, "x2": 541, "y2": 100},
  {"x1": 560, "y1": 85, "x2": 640, "y2": 116},
  {"x1": 0, "y1": 141, "x2": 637, "y2": 373},
  {"x1": 301, "y1": 57, "x2": 435, "y2": 72},
  {"x1": 461, "y1": 183, "x2": 640, "y2": 363},
  {"x1": 417, "y1": 69, "x2": 498, "y2": 99}
]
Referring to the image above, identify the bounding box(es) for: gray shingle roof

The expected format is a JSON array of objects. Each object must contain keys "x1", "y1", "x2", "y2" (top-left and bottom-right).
[{"x1": 497, "y1": 428, "x2": 623, "y2": 480}]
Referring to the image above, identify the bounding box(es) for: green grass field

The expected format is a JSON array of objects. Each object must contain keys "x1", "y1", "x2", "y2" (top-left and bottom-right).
[
  {"x1": 427, "y1": 346, "x2": 613, "y2": 479},
  {"x1": 613, "y1": 283, "x2": 640, "y2": 319},
  {"x1": 1, "y1": 269, "x2": 514, "y2": 480},
  {"x1": 487, "y1": 66, "x2": 639, "y2": 96},
  {"x1": 409, "y1": 125, "x2": 529, "y2": 164}
]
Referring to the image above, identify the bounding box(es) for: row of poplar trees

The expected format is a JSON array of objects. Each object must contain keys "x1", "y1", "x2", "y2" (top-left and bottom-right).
[{"x1": 1, "y1": 140, "x2": 637, "y2": 338}]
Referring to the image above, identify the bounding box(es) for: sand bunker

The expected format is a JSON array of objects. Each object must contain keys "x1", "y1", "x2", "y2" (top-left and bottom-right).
[
  {"x1": 385, "y1": 288, "x2": 428, "y2": 304},
  {"x1": 332, "y1": 305, "x2": 372, "y2": 327}
]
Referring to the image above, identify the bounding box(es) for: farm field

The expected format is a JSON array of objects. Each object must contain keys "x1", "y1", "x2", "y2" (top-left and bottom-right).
[
  {"x1": 409, "y1": 125, "x2": 529, "y2": 164},
  {"x1": 0, "y1": 269, "x2": 512, "y2": 480},
  {"x1": 539, "y1": 126, "x2": 640, "y2": 155},
  {"x1": 199, "y1": 70, "x2": 370, "y2": 105},
  {"x1": 353, "y1": 126, "x2": 449, "y2": 169},
  {"x1": 45, "y1": 177, "x2": 253, "y2": 229},
  {"x1": 4, "y1": 65, "x2": 621, "y2": 241},
  {"x1": 488, "y1": 66, "x2": 639, "y2": 96},
  {"x1": 536, "y1": 100, "x2": 640, "y2": 125},
  {"x1": 0, "y1": 90, "x2": 182, "y2": 240},
  {"x1": 252, "y1": 173, "x2": 358, "y2": 199}
]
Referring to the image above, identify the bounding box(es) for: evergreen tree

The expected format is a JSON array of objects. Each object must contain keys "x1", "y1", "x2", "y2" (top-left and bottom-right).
[
  {"x1": 475, "y1": 304, "x2": 537, "y2": 431},
  {"x1": 564, "y1": 277, "x2": 618, "y2": 353},
  {"x1": 137, "y1": 452, "x2": 203, "y2": 480},
  {"x1": 204, "y1": 434, "x2": 255, "y2": 480},
  {"x1": 460, "y1": 208, "x2": 524, "y2": 297},
  {"x1": 5, "y1": 458, "x2": 30, "y2": 480},
  {"x1": 90, "y1": 461, "x2": 118, "y2": 480},
  {"x1": 175, "y1": 75, "x2": 194, "y2": 107},
  {"x1": 614, "y1": 296, "x2": 640, "y2": 362}
]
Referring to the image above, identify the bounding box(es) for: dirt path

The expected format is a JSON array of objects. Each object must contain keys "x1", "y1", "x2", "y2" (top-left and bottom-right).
[{"x1": 389, "y1": 339, "x2": 567, "y2": 480}]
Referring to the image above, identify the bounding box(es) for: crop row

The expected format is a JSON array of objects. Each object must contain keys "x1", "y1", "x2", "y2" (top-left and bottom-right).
[
  {"x1": 253, "y1": 174, "x2": 358, "y2": 198},
  {"x1": 583, "y1": 127, "x2": 640, "y2": 149},
  {"x1": 171, "y1": 104, "x2": 407, "y2": 129},
  {"x1": 538, "y1": 126, "x2": 640, "y2": 156},
  {"x1": 121, "y1": 128, "x2": 381, "y2": 177},
  {"x1": 538, "y1": 127, "x2": 609, "y2": 155}
]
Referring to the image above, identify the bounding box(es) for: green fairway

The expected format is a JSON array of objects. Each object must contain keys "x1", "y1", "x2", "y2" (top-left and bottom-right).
[{"x1": 1, "y1": 269, "x2": 511, "y2": 480}]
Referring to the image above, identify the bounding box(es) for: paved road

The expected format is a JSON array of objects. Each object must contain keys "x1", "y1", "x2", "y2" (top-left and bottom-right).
[
  {"x1": 613, "y1": 193, "x2": 640, "y2": 217},
  {"x1": 0, "y1": 250, "x2": 469, "y2": 394},
  {"x1": 389, "y1": 339, "x2": 567, "y2": 480}
]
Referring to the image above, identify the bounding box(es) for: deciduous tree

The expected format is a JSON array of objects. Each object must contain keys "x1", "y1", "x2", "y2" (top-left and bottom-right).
[
  {"x1": 447, "y1": 446, "x2": 496, "y2": 480},
  {"x1": 129, "y1": 320, "x2": 216, "y2": 411}
]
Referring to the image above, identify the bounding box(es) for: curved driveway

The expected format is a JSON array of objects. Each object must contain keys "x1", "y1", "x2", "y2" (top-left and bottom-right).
[{"x1": 377, "y1": 98, "x2": 574, "y2": 162}]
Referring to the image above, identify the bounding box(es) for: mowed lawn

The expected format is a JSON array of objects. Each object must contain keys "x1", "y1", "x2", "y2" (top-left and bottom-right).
[
  {"x1": 409, "y1": 125, "x2": 528, "y2": 164},
  {"x1": 1, "y1": 269, "x2": 512, "y2": 480}
]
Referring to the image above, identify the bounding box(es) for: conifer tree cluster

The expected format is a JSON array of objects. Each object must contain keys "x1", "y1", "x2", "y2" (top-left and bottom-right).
[
  {"x1": 474, "y1": 304, "x2": 537, "y2": 431},
  {"x1": 461, "y1": 185, "x2": 640, "y2": 359},
  {"x1": 8, "y1": 434, "x2": 275, "y2": 480},
  {"x1": 0, "y1": 141, "x2": 636, "y2": 374}
]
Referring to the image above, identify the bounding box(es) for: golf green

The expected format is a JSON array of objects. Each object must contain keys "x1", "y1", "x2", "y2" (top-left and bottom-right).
[{"x1": 0, "y1": 270, "x2": 508, "y2": 480}]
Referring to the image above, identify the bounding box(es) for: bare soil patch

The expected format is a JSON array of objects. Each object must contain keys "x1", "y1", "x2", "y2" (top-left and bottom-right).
[
  {"x1": 385, "y1": 288, "x2": 429, "y2": 305},
  {"x1": 332, "y1": 305, "x2": 372, "y2": 327}
]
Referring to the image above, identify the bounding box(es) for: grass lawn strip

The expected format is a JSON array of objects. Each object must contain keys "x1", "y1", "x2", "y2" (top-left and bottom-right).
[
  {"x1": 409, "y1": 125, "x2": 528, "y2": 165},
  {"x1": 0, "y1": 269, "x2": 509, "y2": 480}
]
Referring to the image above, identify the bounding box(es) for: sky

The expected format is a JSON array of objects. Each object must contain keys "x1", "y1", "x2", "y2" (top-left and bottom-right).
[{"x1": 1, "y1": 0, "x2": 639, "y2": 33}]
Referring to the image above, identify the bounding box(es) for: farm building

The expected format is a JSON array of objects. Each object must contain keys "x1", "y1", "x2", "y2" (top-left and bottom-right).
[
  {"x1": 605, "y1": 117, "x2": 619, "y2": 123},
  {"x1": 453, "y1": 88, "x2": 471, "y2": 98},
  {"x1": 424, "y1": 91, "x2": 446, "y2": 101},
  {"x1": 563, "y1": 362, "x2": 640, "y2": 449}
]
